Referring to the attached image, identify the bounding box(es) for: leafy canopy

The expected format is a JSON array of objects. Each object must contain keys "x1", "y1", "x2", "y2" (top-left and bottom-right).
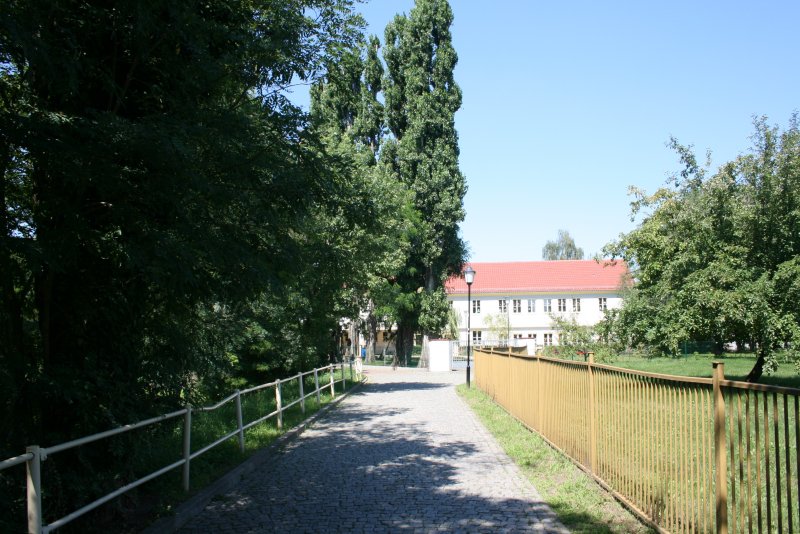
[{"x1": 605, "y1": 116, "x2": 800, "y2": 380}]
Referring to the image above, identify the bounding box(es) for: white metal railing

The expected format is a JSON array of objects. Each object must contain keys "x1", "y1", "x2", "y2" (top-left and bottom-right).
[{"x1": 1, "y1": 361, "x2": 361, "y2": 534}]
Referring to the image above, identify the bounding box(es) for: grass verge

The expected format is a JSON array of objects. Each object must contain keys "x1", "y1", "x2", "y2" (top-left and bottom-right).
[
  {"x1": 457, "y1": 384, "x2": 653, "y2": 534},
  {"x1": 42, "y1": 369, "x2": 361, "y2": 533}
]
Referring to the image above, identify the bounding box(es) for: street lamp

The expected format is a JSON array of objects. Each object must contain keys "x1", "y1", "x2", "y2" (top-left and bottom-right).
[
  {"x1": 465, "y1": 265, "x2": 475, "y2": 387},
  {"x1": 506, "y1": 296, "x2": 511, "y2": 348}
]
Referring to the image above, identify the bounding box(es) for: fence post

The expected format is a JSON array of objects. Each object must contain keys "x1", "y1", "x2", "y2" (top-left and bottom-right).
[
  {"x1": 275, "y1": 381, "x2": 283, "y2": 430},
  {"x1": 341, "y1": 360, "x2": 346, "y2": 392},
  {"x1": 536, "y1": 355, "x2": 542, "y2": 430},
  {"x1": 26, "y1": 445, "x2": 42, "y2": 534},
  {"x1": 182, "y1": 405, "x2": 192, "y2": 492},
  {"x1": 329, "y1": 364, "x2": 335, "y2": 399},
  {"x1": 588, "y1": 352, "x2": 597, "y2": 473},
  {"x1": 314, "y1": 368, "x2": 321, "y2": 406},
  {"x1": 349, "y1": 358, "x2": 354, "y2": 382},
  {"x1": 235, "y1": 390, "x2": 245, "y2": 453},
  {"x1": 298, "y1": 373, "x2": 305, "y2": 414},
  {"x1": 713, "y1": 361, "x2": 728, "y2": 534}
]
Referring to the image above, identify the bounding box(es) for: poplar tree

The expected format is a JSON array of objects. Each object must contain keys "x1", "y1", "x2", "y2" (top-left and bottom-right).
[
  {"x1": 381, "y1": 0, "x2": 466, "y2": 361},
  {"x1": 310, "y1": 37, "x2": 411, "y2": 363}
]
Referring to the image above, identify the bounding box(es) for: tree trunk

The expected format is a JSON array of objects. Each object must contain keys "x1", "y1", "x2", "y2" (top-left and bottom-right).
[
  {"x1": 395, "y1": 322, "x2": 414, "y2": 367},
  {"x1": 365, "y1": 299, "x2": 377, "y2": 363},
  {"x1": 745, "y1": 348, "x2": 766, "y2": 383}
]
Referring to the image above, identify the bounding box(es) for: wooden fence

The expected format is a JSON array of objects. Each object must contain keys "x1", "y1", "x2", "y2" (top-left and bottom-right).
[{"x1": 474, "y1": 349, "x2": 800, "y2": 534}]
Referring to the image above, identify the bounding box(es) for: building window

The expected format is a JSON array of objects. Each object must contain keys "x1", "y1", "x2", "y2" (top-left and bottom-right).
[
  {"x1": 513, "y1": 333, "x2": 523, "y2": 339},
  {"x1": 558, "y1": 333, "x2": 565, "y2": 344},
  {"x1": 572, "y1": 298, "x2": 581, "y2": 312},
  {"x1": 512, "y1": 299, "x2": 521, "y2": 313},
  {"x1": 599, "y1": 297, "x2": 607, "y2": 311},
  {"x1": 543, "y1": 333, "x2": 553, "y2": 346},
  {"x1": 472, "y1": 300, "x2": 481, "y2": 313},
  {"x1": 558, "y1": 298, "x2": 567, "y2": 312},
  {"x1": 528, "y1": 333, "x2": 537, "y2": 340},
  {"x1": 527, "y1": 299, "x2": 535, "y2": 313},
  {"x1": 472, "y1": 330, "x2": 482, "y2": 343},
  {"x1": 543, "y1": 299, "x2": 552, "y2": 313},
  {"x1": 498, "y1": 299, "x2": 507, "y2": 313}
]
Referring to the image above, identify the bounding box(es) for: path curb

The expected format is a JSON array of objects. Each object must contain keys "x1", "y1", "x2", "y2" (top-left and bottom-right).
[{"x1": 142, "y1": 378, "x2": 367, "y2": 533}]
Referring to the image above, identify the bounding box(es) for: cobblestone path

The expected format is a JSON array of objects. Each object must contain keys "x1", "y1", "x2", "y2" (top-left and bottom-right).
[{"x1": 177, "y1": 367, "x2": 568, "y2": 533}]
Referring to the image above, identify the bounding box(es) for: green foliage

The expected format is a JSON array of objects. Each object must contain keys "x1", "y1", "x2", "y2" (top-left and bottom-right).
[
  {"x1": 0, "y1": 0, "x2": 397, "y2": 524},
  {"x1": 543, "y1": 314, "x2": 619, "y2": 363},
  {"x1": 444, "y1": 305, "x2": 460, "y2": 340},
  {"x1": 605, "y1": 116, "x2": 800, "y2": 379},
  {"x1": 380, "y1": 0, "x2": 467, "y2": 357},
  {"x1": 482, "y1": 312, "x2": 511, "y2": 345},
  {"x1": 542, "y1": 229, "x2": 585, "y2": 260},
  {"x1": 458, "y1": 385, "x2": 650, "y2": 533}
]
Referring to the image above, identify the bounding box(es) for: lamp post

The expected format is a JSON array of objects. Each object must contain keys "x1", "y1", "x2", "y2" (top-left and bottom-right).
[
  {"x1": 506, "y1": 296, "x2": 511, "y2": 348},
  {"x1": 465, "y1": 266, "x2": 475, "y2": 387}
]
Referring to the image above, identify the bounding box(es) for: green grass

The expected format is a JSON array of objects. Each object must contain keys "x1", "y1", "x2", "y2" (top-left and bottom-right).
[
  {"x1": 48, "y1": 368, "x2": 361, "y2": 533},
  {"x1": 609, "y1": 353, "x2": 800, "y2": 388},
  {"x1": 457, "y1": 384, "x2": 654, "y2": 534}
]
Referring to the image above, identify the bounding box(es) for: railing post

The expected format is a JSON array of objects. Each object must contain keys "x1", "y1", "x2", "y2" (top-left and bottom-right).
[
  {"x1": 349, "y1": 358, "x2": 354, "y2": 382},
  {"x1": 298, "y1": 373, "x2": 305, "y2": 414},
  {"x1": 341, "y1": 360, "x2": 346, "y2": 392},
  {"x1": 182, "y1": 405, "x2": 192, "y2": 492},
  {"x1": 314, "y1": 368, "x2": 321, "y2": 406},
  {"x1": 235, "y1": 390, "x2": 245, "y2": 453},
  {"x1": 26, "y1": 445, "x2": 42, "y2": 534},
  {"x1": 275, "y1": 381, "x2": 283, "y2": 430},
  {"x1": 536, "y1": 355, "x2": 542, "y2": 430},
  {"x1": 588, "y1": 352, "x2": 597, "y2": 473},
  {"x1": 329, "y1": 364, "x2": 335, "y2": 399},
  {"x1": 713, "y1": 361, "x2": 728, "y2": 534}
]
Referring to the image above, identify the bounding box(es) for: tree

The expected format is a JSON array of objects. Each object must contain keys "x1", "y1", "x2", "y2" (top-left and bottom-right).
[
  {"x1": 605, "y1": 116, "x2": 800, "y2": 380},
  {"x1": 309, "y1": 35, "x2": 412, "y2": 364},
  {"x1": 483, "y1": 312, "x2": 510, "y2": 346},
  {"x1": 542, "y1": 229, "x2": 585, "y2": 260},
  {"x1": 0, "y1": 0, "x2": 372, "y2": 524},
  {"x1": 380, "y1": 0, "x2": 467, "y2": 361}
]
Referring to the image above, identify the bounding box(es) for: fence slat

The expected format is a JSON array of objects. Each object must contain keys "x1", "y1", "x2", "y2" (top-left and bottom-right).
[{"x1": 473, "y1": 350, "x2": 800, "y2": 534}]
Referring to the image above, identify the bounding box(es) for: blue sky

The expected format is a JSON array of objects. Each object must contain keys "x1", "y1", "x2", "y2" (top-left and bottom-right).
[{"x1": 294, "y1": 1, "x2": 799, "y2": 261}]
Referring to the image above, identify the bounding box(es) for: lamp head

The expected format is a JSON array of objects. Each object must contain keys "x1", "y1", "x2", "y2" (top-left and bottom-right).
[{"x1": 464, "y1": 265, "x2": 475, "y2": 286}]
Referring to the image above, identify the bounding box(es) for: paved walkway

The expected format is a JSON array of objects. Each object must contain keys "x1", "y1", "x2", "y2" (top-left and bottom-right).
[{"x1": 177, "y1": 367, "x2": 567, "y2": 533}]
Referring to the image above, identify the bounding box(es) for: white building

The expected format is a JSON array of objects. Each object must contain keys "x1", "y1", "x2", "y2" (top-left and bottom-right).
[{"x1": 445, "y1": 260, "x2": 628, "y2": 349}]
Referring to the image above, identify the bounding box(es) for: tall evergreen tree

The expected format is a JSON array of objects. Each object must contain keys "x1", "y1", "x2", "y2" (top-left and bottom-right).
[{"x1": 381, "y1": 0, "x2": 466, "y2": 361}]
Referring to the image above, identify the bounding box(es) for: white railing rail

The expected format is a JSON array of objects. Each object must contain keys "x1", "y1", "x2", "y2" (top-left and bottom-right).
[{"x1": 1, "y1": 361, "x2": 359, "y2": 534}]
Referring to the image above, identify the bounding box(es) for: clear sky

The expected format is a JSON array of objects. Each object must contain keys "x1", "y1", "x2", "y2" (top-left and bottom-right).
[{"x1": 293, "y1": 0, "x2": 799, "y2": 261}]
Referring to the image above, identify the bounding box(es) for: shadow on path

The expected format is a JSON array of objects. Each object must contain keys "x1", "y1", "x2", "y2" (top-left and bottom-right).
[{"x1": 179, "y1": 376, "x2": 567, "y2": 533}]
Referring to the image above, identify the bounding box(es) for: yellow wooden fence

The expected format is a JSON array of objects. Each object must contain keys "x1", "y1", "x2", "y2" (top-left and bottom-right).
[{"x1": 474, "y1": 349, "x2": 799, "y2": 534}]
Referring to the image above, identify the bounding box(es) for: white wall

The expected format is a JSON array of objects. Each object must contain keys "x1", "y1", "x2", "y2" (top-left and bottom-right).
[{"x1": 450, "y1": 294, "x2": 621, "y2": 346}]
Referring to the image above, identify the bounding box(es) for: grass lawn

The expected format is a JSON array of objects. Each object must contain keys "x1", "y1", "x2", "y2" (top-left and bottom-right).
[
  {"x1": 609, "y1": 352, "x2": 800, "y2": 389},
  {"x1": 457, "y1": 384, "x2": 654, "y2": 534},
  {"x1": 42, "y1": 369, "x2": 362, "y2": 533}
]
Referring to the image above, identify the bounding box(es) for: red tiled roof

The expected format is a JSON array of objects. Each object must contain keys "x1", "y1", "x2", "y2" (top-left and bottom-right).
[{"x1": 445, "y1": 260, "x2": 629, "y2": 295}]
